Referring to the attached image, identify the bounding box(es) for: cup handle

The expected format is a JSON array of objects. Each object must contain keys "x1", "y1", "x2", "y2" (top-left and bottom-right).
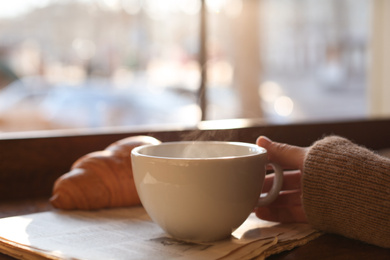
[{"x1": 257, "y1": 162, "x2": 283, "y2": 207}]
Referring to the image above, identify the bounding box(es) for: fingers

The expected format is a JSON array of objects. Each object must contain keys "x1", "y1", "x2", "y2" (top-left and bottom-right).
[
  {"x1": 266, "y1": 190, "x2": 302, "y2": 206},
  {"x1": 255, "y1": 190, "x2": 307, "y2": 223},
  {"x1": 261, "y1": 170, "x2": 302, "y2": 193},
  {"x1": 257, "y1": 136, "x2": 308, "y2": 170},
  {"x1": 255, "y1": 136, "x2": 308, "y2": 223}
]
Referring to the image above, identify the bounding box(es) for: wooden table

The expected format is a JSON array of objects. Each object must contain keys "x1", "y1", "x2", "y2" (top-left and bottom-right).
[
  {"x1": 1, "y1": 119, "x2": 390, "y2": 259},
  {"x1": 0, "y1": 198, "x2": 388, "y2": 260}
]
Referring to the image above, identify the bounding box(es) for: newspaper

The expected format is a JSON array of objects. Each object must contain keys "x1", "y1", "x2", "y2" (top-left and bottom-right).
[{"x1": 0, "y1": 206, "x2": 322, "y2": 260}]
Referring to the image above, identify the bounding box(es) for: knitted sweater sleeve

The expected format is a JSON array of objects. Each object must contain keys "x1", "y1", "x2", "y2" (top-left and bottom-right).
[{"x1": 302, "y1": 136, "x2": 390, "y2": 248}]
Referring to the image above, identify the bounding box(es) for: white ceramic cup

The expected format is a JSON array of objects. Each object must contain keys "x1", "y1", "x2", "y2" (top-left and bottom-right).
[{"x1": 131, "y1": 141, "x2": 283, "y2": 242}]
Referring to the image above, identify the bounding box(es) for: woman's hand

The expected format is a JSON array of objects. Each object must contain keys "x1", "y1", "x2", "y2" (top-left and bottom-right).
[{"x1": 255, "y1": 136, "x2": 309, "y2": 223}]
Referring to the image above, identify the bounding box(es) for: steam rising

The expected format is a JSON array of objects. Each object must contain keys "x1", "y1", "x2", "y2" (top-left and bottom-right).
[{"x1": 180, "y1": 129, "x2": 236, "y2": 142}]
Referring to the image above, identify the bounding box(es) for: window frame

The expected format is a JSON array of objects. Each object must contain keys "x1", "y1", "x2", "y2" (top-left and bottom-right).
[{"x1": 368, "y1": 0, "x2": 390, "y2": 116}]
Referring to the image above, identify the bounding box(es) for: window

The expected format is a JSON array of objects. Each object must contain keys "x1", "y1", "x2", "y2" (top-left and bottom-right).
[
  {"x1": 0, "y1": 0, "x2": 372, "y2": 133},
  {"x1": 206, "y1": 0, "x2": 370, "y2": 122}
]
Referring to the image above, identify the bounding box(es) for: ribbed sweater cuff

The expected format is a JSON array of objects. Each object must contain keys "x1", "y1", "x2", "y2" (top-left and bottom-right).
[{"x1": 302, "y1": 136, "x2": 390, "y2": 248}]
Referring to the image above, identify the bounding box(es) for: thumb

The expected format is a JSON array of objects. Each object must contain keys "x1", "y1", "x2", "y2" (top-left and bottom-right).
[{"x1": 256, "y1": 136, "x2": 307, "y2": 170}]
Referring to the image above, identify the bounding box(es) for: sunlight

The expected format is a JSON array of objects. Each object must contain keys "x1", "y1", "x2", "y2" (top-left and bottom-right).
[
  {"x1": 0, "y1": 216, "x2": 33, "y2": 245},
  {"x1": 274, "y1": 96, "x2": 294, "y2": 117},
  {"x1": 0, "y1": 0, "x2": 51, "y2": 18},
  {"x1": 258, "y1": 81, "x2": 283, "y2": 103},
  {"x1": 122, "y1": 0, "x2": 142, "y2": 15},
  {"x1": 206, "y1": 0, "x2": 226, "y2": 13},
  {"x1": 98, "y1": 0, "x2": 122, "y2": 12},
  {"x1": 180, "y1": 0, "x2": 201, "y2": 15}
]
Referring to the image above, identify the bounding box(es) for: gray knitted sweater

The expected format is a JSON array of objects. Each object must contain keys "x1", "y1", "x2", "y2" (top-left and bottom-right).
[{"x1": 303, "y1": 136, "x2": 390, "y2": 248}]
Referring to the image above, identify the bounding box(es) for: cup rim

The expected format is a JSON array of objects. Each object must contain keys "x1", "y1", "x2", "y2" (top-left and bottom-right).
[{"x1": 131, "y1": 141, "x2": 266, "y2": 160}]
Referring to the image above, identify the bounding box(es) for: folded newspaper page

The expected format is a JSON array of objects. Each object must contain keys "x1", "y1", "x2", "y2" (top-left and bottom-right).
[{"x1": 0, "y1": 206, "x2": 322, "y2": 260}]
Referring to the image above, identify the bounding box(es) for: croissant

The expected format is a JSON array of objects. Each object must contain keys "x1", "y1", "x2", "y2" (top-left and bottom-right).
[{"x1": 50, "y1": 135, "x2": 161, "y2": 210}]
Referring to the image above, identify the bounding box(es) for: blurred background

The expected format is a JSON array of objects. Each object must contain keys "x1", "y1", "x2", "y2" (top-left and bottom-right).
[{"x1": 0, "y1": 0, "x2": 375, "y2": 132}]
